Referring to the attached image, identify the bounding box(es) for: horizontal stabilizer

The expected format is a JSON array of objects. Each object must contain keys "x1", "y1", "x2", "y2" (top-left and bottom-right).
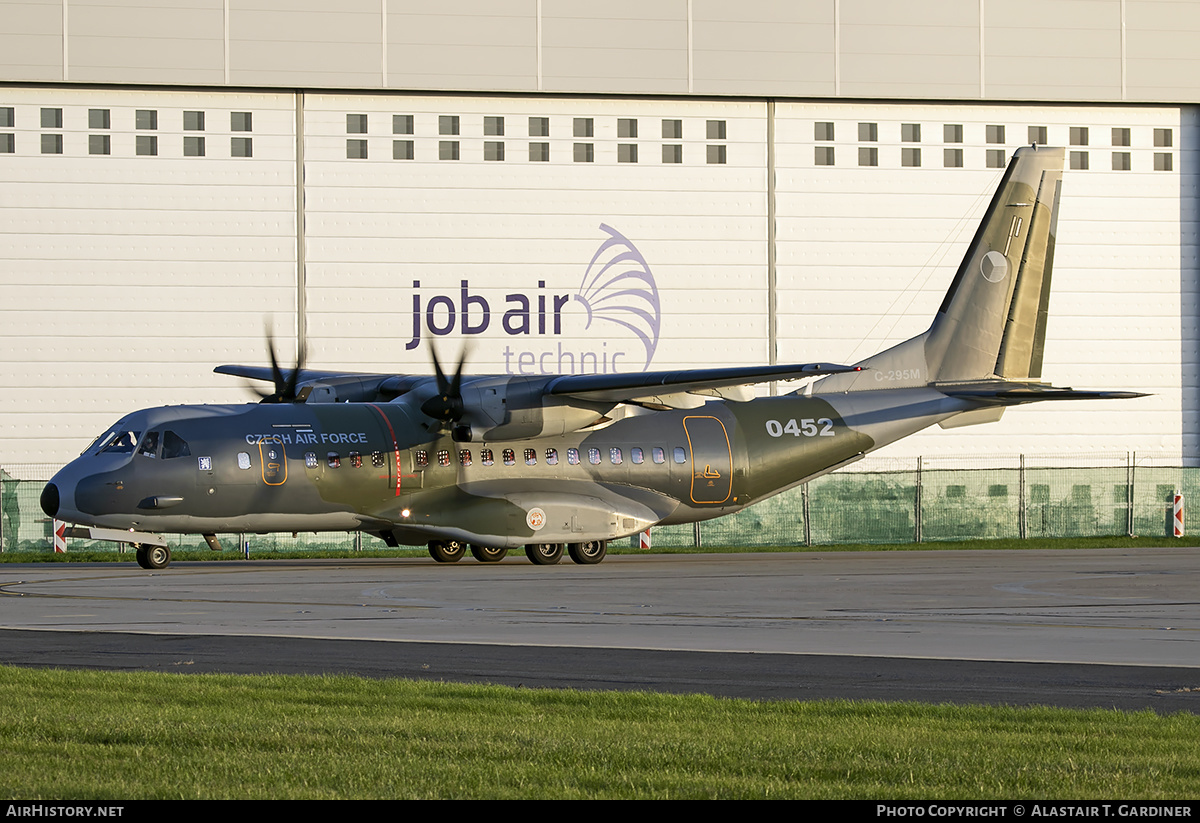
[{"x1": 938, "y1": 380, "x2": 1148, "y2": 406}]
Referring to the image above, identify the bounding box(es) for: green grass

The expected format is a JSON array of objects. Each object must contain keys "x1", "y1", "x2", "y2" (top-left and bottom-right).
[
  {"x1": 1, "y1": 666, "x2": 1198, "y2": 799},
  {"x1": 5, "y1": 534, "x2": 1200, "y2": 563}
]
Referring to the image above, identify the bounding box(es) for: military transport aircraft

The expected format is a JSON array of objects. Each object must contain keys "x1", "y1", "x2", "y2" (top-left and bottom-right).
[{"x1": 40, "y1": 146, "x2": 1140, "y2": 570}]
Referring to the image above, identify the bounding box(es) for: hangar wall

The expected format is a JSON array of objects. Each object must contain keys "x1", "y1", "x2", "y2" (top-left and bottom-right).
[{"x1": 0, "y1": 85, "x2": 1192, "y2": 465}]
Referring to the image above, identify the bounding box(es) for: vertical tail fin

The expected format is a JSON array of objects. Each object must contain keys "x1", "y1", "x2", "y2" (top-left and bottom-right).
[{"x1": 815, "y1": 145, "x2": 1065, "y2": 393}]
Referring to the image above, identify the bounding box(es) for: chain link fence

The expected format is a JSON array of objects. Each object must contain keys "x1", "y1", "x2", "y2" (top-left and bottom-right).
[{"x1": 2, "y1": 454, "x2": 1193, "y2": 554}]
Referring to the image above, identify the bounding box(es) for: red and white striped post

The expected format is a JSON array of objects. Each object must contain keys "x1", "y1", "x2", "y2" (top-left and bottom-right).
[
  {"x1": 638, "y1": 528, "x2": 651, "y2": 550},
  {"x1": 52, "y1": 519, "x2": 67, "y2": 553},
  {"x1": 1173, "y1": 492, "x2": 1184, "y2": 537}
]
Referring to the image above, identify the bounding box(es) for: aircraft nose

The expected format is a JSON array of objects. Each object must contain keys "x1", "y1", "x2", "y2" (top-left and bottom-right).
[{"x1": 40, "y1": 482, "x2": 60, "y2": 518}]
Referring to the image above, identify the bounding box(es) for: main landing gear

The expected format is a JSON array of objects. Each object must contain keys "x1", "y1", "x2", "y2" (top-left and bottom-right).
[
  {"x1": 428, "y1": 539, "x2": 608, "y2": 565},
  {"x1": 134, "y1": 543, "x2": 171, "y2": 570}
]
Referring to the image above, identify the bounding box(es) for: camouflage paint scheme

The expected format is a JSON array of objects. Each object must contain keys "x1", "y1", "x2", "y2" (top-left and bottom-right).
[{"x1": 42, "y1": 147, "x2": 1138, "y2": 567}]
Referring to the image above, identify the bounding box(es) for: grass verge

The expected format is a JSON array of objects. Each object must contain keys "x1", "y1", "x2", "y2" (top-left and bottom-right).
[{"x1": 2, "y1": 666, "x2": 1198, "y2": 799}]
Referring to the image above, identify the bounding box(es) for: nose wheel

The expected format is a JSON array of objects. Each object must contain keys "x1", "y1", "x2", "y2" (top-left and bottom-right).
[{"x1": 134, "y1": 544, "x2": 171, "y2": 570}]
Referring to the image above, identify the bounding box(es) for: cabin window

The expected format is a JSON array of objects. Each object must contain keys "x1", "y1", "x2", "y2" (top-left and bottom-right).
[
  {"x1": 481, "y1": 449, "x2": 494, "y2": 466},
  {"x1": 437, "y1": 449, "x2": 451, "y2": 467},
  {"x1": 631, "y1": 447, "x2": 644, "y2": 464},
  {"x1": 524, "y1": 448, "x2": 537, "y2": 466},
  {"x1": 460, "y1": 450, "x2": 472, "y2": 467},
  {"x1": 415, "y1": 450, "x2": 429, "y2": 468},
  {"x1": 162, "y1": 431, "x2": 190, "y2": 458},
  {"x1": 371, "y1": 451, "x2": 384, "y2": 468},
  {"x1": 588, "y1": 448, "x2": 601, "y2": 465},
  {"x1": 545, "y1": 448, "x2": 559, "y2": 465},
  {"x1": 349, "y1": 451, "x2": 363, "y2": 468},
  {"x1": 673, "y1": 447, "x2": 687, "y2": 464},
  {"x1": 137, "y1": 431, "x2": 160, "y2": 458},
  {"x1": 327, "y1": 452, "x2": 341, "y2": 468},
  {"x1": 237, "y1": 452, "x2": 251, "y2": 470},
  {"x1": 503, "y1": 449, "x2": 515, "y2": 466},
  {"x1": 652, "y1": 447, "x2": 665, "y2": 464},
  {"x1": 609, "y1": 448, "x2": 623, "y2": 464},
  {"x1": 305, "y1": 452, "x2": 318, "y2": 468},
  {"x1": 100, "y1": 430, "x2": 141, "y2": 454},
  {"x1": 567, "y1": 448, "x2": 580, "y2": 465}
]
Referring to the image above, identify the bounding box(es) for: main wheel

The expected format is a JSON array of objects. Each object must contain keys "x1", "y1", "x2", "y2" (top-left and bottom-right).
[
  {"x1": 469, "y1": 544, "x2": 508, "y2": 563},
  {"x1": 568, "y1": 540, "x2": 607, "y2": 565},
  {"x1": 142, "y1": 544, "x2": 171, "y2": 570},
  {"x1": 525, "y1": 542, "x2": 563, "y2": 565},
  {"x1": 428, "y1": 540, "x2": 466, "y2": 562},
  {"x1": 134, "y1": 545, "x2": 150, "y2": 570}
]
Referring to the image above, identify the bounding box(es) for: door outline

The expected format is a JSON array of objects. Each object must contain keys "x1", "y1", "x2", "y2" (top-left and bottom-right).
[{"x1": 682, "y1": 415, "x2": 732, "y2": 504}]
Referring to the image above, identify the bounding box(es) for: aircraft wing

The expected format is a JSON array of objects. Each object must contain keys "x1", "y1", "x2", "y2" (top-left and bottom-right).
[{"x1": 545, "y1": 362, "x2": 861, "y2": 403}]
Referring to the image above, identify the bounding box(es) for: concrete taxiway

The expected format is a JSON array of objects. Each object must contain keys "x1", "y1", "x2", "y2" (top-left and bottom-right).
[{"x1": 1, "y1": 548, "x2": 1198, "y2": 709}]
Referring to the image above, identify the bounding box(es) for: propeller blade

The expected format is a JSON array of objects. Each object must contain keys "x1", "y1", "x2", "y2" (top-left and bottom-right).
[
  {"x1": 257, "y1": 329, "x2": 306, "y2": 404},
  {"x1": 420, "y1": 341, "x2": 468, "y2": 424}
]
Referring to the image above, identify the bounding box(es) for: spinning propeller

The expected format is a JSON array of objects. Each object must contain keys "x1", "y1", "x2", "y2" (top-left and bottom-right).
[
  {"x1": 253, "y1": 333, "x2": 308, "y2": 404},
  {"x1": 420, "y1": 343, "x2": 468, "y2": 429}
]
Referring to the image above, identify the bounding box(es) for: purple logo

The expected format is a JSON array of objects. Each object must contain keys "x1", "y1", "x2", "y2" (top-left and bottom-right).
[{"x1": 403, "y1": 225, "x2": 661, "y2": 375}]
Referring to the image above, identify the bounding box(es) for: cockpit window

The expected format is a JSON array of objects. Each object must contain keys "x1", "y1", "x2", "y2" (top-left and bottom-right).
[
  {"x1": 137, "y1": 431, "x2": 160, "y2": 458},
  {"x1": 162, "y1": 430, "x2": 191, "y2": 459},
  {"x1": 98, "y1": 429, "x2": 142, "y2": 454}
]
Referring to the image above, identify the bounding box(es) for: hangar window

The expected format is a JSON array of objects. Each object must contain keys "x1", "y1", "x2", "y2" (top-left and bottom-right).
[
  {"x1": 618, "y1": 144, "x2": 638, "y2": 163},
  {"x1": 901, "y1": 123, "x2": 920, "y2": 142},
  {"x1": 439, "y1": 141, "x2": 459, "y2": 160},
  {"x1": 1155, "y1": 152, "x2": 1173, "y2": 172},
  {"x1": 814, "y1": 146, "x2": 834, "y2": 166},
  {"x1": 985, "y1": 124, "x2": 1004, "y2": 144},
  {"x1": 393, "y1": 140, "x2": 413, "y2": 160},
  {"x1": 944, "y1": 148, "x2": 962, "y2": 168},
  {"x1": 231, "y1": 137, "x2": 252, "y2": 157},
  {"x1": 618, "y1": 118, "x2": 637, "y2": 138},
  {"x1": 1155, "y1": 128, "x2": 1173, "y2": 148},
  {"x1": 662, "y1": 119, "x2": 682, "y2": 139},
  {"x1": 1070, "y1": 151, "x2": 1089, "y2": 170},
  {"x1": 89, "y1": 134, "x2": 110, "y2": 155},
  {"x1": 858, "y1": 146, "x2": 877, "y2": 167},
  {"x1": 439, "y1": 115, "x2": 459, "y2": 135},
  {"x1": 574, "y1": 143, "x2": 594, "y2": 162},
  {"x1": 545, "y1": 448, "x2": 559, "y2": 465},
  {"x1": 1112, "y1": 152, "x2": 1131, "y2": 171},
  {"x1": 481, "y1": 448, "x2": 494, "y2": 466},
  {"x1": 574, "y1": 118, "x2": 593, "y2": 138},
  {"x1": 857, "y1": 122, "x2": 877, "y2": 142},
  {"x1": 503, "y1": 449, "x2": 515, "y2": 466},
  {"x1": 184, "y1": 136, "x2": 205, "y2": 157},
  {"x1": 135, "y1": 110, "x2": 157, "y2": 130},
  {"x1": 393, "y1": 114, "x2": 413, "y2": 134},
  {"x1": 41, "y1": 108, "x2": 62, "y2": 129},
  {"x1": 662, "y1": 144, "x2": 681, "y2": 164},
  {"x1": 814, "y1": 122, "x2": 834, "y2": 141},
  {"x1": 901, "y1": 147, "x2": 921, "y2": 167},
  {"x1": 1111, "y1": 128, "x2": 1130, "y2": 147},
  {"x1": 347, "y1": 114, "x2": 368, "y2": 134},
  {"x1": 529, "y1": 142, "x2": 549, "y2": 162},
  {"x1": 136, "y1": 135, "x2": 157, "y2": 156},
  {"x1": 485, "y1": 141, "x2": 505, "y2": 161},
  {"x1": 484, "y1": 116, "x2": 504, "y2": 136},
  {"x1": 524, "y1": 448, "x2": 537, "y2": 466},
  {"x1": 986, "y1": 149, "x2": 1006, "y2": 168},
  {"x1": 89, "y1": 109, "x2": 109, "y2": 129},
  {"x1": 529, "y1": 117, "x2": 549, "y2": 137},
  {"x1": 707, "y1": 120, "x2": 726, "y2": 140},
  {"x1": 1069, "y1": 127, "x2": 1088, "y2": 146},
  {"x1": 459, "y1": 450, "x2": 472, "y2": 467},
  {"x1": 40, "y1": 134, "x2": 62, "y2": 154},
  {"x1": 706, "y1": 145, "x2": 726, "y2": 164},
  {"x1": 231, "y1": 112, "x2": 252, "y2": 131},
  {"x1": 1029, "y1": 126, "x2": 1048, "y2": 145},
  {"x1": 183, "y1": 111, "x2": 204, "y2": 131},
  {"x1": 567, "y1": 448, "x2": 580, "y2": 465},
  {"x1": 944, "y1": 124, "x2": 962, "y2": 143},
  {"x1": 0, "y1": 107, "x2": 12, "y2": 127},
  {"x1": 0, "y1": 134, "x2": 13, "y2": 153},
  {"x1": 347, "y1": 139, "x2": 367, "y2": 159}
]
